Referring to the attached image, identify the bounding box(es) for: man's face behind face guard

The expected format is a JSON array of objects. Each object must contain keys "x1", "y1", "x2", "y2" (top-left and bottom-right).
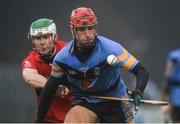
[
  {"x1": 32, "y1": 34, "x2": 55, "y2": 56},
  {"x1": 74, "y1": 25, "x2": 96, "y2": 47},
  {"x1": 69, "y1": 7, "x2": 98, "y2": 48}
]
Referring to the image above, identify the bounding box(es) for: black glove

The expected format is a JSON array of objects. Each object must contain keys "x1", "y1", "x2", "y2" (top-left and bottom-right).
[{"x1": 132, "y1": 89, "x2": 142, "y2": 113}]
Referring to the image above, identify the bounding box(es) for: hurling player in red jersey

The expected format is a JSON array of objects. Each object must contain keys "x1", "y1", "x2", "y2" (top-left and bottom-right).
[{"x1": 22, "y1": 18, "x2": 72, "y2": 122}]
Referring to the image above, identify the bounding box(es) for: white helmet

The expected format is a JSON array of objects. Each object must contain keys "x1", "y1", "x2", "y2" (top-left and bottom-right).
[
  {"x1": 30, "y1": 18, "x2": 57, "y2": 40},
  {"x1": 29, "y1": 18, "x2": 57, "y2": 62}
]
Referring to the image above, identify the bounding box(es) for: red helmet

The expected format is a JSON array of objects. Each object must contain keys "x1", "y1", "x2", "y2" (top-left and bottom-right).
[{"x1": 69, "y1": 7, "x2": 97, "y2": 26}]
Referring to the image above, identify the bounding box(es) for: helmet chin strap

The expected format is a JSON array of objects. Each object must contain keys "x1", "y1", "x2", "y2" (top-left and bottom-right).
[
  {"x1": 38, "y1": 46, "x2": 55, "y2": 56},
  {"x1": 32, "y1": 37, "x2": 56, "y2": 63},
  {"x1": 40, "y1": 46, "x2": 56, "y2": 63},
  {"x1": 73, "y1": 25, "x2": 98, "y2": 48},
  {"x1": 73, "y1": 37, "x2": 96, "y2": 62},
  {"x1": 33, "y1": 45, "x2": 55, "y2": 56},
  {"x1": 75, "y1": 39, "x2": 95, "y2": 49}
]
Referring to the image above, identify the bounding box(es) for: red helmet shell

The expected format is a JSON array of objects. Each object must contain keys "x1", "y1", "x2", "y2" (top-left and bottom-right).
[{"x1": 70, "y1": 7, "x2": 97, "y2": 26}]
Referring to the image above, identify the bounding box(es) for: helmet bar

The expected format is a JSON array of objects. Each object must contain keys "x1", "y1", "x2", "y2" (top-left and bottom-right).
[
  {"x1": 70, "y1": 7, "x2": 97, "y2": 26},
  {"x1": 70, "y1": 15, "x2": 97, "y2": 26},
  {"x1": 74, "y1": 25, "x2": 95, "y2": 32},
  {"x1": 29, "y1": 18, "x2": 57, "y2": 58},
  {"x1": 30, "y1": 23, "x2": 56, "y2": 36}
]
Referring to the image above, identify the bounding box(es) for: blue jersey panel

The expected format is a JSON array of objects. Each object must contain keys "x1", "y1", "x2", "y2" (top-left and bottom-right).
[
  {"x1": 165, "y1": 49, "x2": 180, "y2": 81},
  {"x1": 170, "y1": 86, "x2": 180, "y2": 106},
  {"x1": 51, "y1": 35, "x2": 139, "y2": 103}
]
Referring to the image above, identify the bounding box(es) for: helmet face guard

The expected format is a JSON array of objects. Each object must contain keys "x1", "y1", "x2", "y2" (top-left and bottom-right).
[
  {"x1": 70, "y1": 7, "x2": 97, "y2": 26},
  {"x1": 30, "y1": 18, "x2": 57, "y2": 39},
  {"x1": 69, "y1": 7, "x2": 98, "y2": 45},
  {"x1": 29, "y1": 18, "x2": 57, "y2": 57},
  {"x1": 70, "y1": 15, "x2": 97, "y2": 26}
]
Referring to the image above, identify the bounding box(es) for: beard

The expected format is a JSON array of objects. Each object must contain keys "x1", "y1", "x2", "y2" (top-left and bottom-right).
[
  {"x1": 73, "y1": 38, "x2": 96, "y2": 62},
  {"x1": 79, "y1": 41, "x2": 95, "y2": 47},
  {"x1": 76, "y1": 38, "x2": 95, "y2": 48},
  {"x1": 33, "y1": 45, "x2": 55, "y2": 57}
]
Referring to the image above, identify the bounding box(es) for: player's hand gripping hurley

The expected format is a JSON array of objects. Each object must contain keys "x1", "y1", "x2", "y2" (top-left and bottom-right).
[{"x1": 106, "y1": 54, "x2": 168, "y2": 113}]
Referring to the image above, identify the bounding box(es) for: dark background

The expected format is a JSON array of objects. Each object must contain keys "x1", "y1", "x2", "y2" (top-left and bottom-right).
[{"x1": 0, "y1": 0, "x2": 179, "y2": 122}]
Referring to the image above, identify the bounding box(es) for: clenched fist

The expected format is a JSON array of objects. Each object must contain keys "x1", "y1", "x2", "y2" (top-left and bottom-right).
[{"x1": 55, "y1": 85, "x2": 70, "y2": 98}]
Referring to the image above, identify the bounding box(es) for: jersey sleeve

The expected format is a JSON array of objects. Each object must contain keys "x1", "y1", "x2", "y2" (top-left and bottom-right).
[
  {"x1": 115, "y1": 46, "x2": 139, "y2": 71},
  {"x1": 22, "y1": 56, "x2": 37, "y2": 70},
  {"x1": 51, "y1": 56, "x2": 65, "y2": 78}
]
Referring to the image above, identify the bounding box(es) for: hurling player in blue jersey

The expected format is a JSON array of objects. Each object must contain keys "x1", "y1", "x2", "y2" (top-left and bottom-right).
[
  {"x1": 36, "y1": 7, "x2": 149, "y2": 123},
  {"x1": 161, "y1": 49, "x2": 180, "y2": 123}
]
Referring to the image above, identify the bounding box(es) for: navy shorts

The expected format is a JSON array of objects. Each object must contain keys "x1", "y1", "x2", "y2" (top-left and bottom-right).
[
  {"x1": 171, "y1": 106, "x2": 180, "y2": 122},
  {"x1": 74, "y1": 99, "x2": 134, "y2": 123}
]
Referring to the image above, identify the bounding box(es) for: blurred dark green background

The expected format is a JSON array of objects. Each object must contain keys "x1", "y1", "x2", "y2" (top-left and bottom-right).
[{"x1": 0, "y1": 0, "x2": 179, "y2": 122}]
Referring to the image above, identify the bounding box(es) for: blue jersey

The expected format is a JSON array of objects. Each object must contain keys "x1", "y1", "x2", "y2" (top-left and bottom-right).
[
  {"x1": 165, "y1": 49, "x2": 180, "y2": 106},
  {"x1": 51, "y1": 35, "x2": 139, "y2": 103},
  {"x1": 165, "y1": 49, "x2": 180, "y2": 82}
]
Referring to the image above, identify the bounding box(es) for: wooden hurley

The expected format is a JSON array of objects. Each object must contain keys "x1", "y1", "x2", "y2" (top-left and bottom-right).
[{"x1": 89, "y1": 95, "x2": 168, "y2": 106}]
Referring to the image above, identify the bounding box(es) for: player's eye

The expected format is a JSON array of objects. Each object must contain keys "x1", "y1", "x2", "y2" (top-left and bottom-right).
[
  {"x1": 75, "y1": 26, "x2": 94, "y2": 32},
  {"x1": 75, "y1": 27, "x2": 86, "y2": 32}
]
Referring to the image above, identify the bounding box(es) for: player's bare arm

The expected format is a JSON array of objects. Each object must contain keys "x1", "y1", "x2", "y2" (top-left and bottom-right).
[
  {"x1": 22, "y1": 68, "x2": 69, "y2": 97},
  {"x1": 22, "y1": 68, "x2": 47, "y2": 88}
]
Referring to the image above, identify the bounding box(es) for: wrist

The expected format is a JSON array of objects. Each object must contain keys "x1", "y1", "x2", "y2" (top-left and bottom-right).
[{"x1": 132, "y1": 89, "x2": 143, "y2": 98}]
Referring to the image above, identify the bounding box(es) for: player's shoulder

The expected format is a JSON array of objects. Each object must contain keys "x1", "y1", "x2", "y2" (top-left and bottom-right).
[
  {"x1": 22, "y1": 51, "x2": 40, "y2": 67},
  {"x1": 54, "y1": 41, "x2": 73, "y2": 62},
  {"x1": 168, "y1": 48, "x2": 180, "y2": 60},
  {"x1": 56, "y1": 40, "x2": 67, "y2": 45},
  {"x1": 97, "y1": 35, "x2": 124, "y2": 54},
  {"x1": 171, "y1": 49, "x2": 180, "y2": 55},
  {"x1": 57, "y1": 40, "x2": 73, "y2": 54},
  {"x1": 22, "y1": 51, "x2": 37, "y2": 61},
  {"x1": 55, "y1": 40, "x2": 67, "y2": 50}
]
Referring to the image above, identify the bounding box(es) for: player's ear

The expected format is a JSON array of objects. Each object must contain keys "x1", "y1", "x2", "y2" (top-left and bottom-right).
[{"x1": 54, "y1": 33, "x2": 59, "y2": 41}]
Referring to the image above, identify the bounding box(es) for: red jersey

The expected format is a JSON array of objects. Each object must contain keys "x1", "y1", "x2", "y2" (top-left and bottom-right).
[{"x1": 22, "y1": 41, "x2": 72, "y2": 122}]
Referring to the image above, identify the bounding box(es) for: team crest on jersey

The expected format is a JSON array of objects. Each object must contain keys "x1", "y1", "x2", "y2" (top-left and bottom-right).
[
  {"x1": 68, "y1": 70, "x2": 76, "y2": 75},
  {"x1": 94, "y1": 67, "x2": 100, "y2": 76},
  {"x1": 79, "y1": 67, "x2": 89, "y2": 77},
  {"x1": 79, "y1": 67, "x2": 89, "y2": 72},
  {"x1": 80, "y1": 79, "x2": 93, "y2": 90}
]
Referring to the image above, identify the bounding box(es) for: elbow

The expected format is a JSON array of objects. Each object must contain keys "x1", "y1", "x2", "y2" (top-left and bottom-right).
[
  {"x1": 141, "y1": 69, "x2": 149, "y2": 91},
  {"x1": 144, "y1": 69, "x2": 149, "y2": 81},
  {"x1": 22, "y1": 72, "x2": 32, "y2": 86},
  {"x1": 139, "y1": 68, "x2": 149, "y2": 84},
  {"x1": 22, "y1": 72, "x2": 28, "y2": 83}
]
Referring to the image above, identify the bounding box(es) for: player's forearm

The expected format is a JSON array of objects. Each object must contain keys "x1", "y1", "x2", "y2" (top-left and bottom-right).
[
  {"x1": 37, "y1": 76, "x2": 61, "y2": 122},
  {"x1": 23, "y1": 70, "x2": 47, "y2": 89},
  {"x1": 131, "y1": 63, "x2": 149, "y2": 93},
  {"x1": 135, "y1": 69, "x2": 149, "y2": 93},
  {"x1": 26, "y1": 78, "x2": 46, "y2": 89}
]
